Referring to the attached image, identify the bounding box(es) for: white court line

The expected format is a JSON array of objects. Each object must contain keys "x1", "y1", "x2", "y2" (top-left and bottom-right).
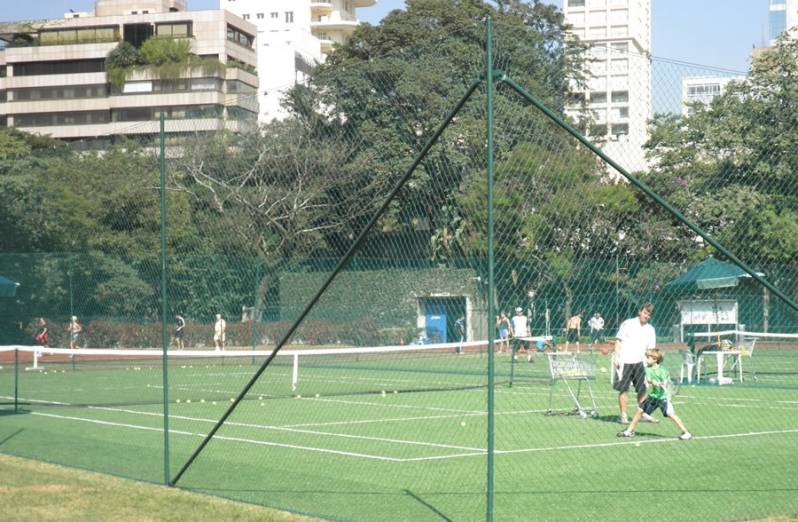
[
  {"x1": 283, "y1": 408, "x2": 549, "y2": 429},
  {"x1": 14, "y1": 401, "x2": 798, "y2": 464},
  {"x1": 88, "y1": 405, "x2": 485, "y2": 452},
  {"x1": 401, "y1": 427, "x2": 798, "y2": 462},
  {"x1": 29, "y1": 412, "x2": 411, "y2": 462}
]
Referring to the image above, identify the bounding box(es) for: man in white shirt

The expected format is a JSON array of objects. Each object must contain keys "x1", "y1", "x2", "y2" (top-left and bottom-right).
[
  {"x1": 510, "y1": 307, "x2": 533, "y2": 362},
  {"x1": 213, "y1": 314, "x2": 226, "y2": 351},
  {"x1": 614, "y1": 303, "x2": 658, "y2": 424},
  {"x1": 588, "y1": 312, "x2": 604, "y2": 348}
]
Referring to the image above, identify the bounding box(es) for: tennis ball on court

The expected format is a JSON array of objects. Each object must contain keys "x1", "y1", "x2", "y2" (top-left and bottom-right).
[
  {"x1": 200, "y1": 399, "x2": 205, "y2": 403},
  {"x1": 258, "y1": 395, "x2": 263, "y2": 400},
  {"x1": 460, "y1": 421, "x2": 467, "y2": 427},
  {"x1": 176, "y1": 399, "x2": 181, "y2": 403},
  {"x1": 600, "y1": 367, "x2": 607, "y2": 373},
  {"x1": 186, "y1": 399, "x2": 191, "y2": 404},
  {"x1": 296, "y1": 395, "x2": 302, "y2": 399},
  {"x1": 229, "y1": 398, "x2": 235, "y2": 403},
  {"x1": 260, "y1": 402, "x2": 265, "y2": 406},
  {"x1": 393, "y1": 390, "x2": 399, "y2": 394},
  {"x1": 315, "y1": 393, "x2": 320, "y2": 398},
  {"x1": 212, "y1": 401, "x2": 217, "y2": 405},
  {"x1": 634, "y1": 442, "x2": 640, "y2": 447},
  {"x1": 381, "y1": 390, "x2": 387, "y2": 397}
]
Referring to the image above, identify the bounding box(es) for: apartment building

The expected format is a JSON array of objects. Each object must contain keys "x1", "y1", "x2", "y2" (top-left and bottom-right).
[
  {"x1": 0, "y1": 0, "x2": 258, "y2": 141},
  {"x1": 681, "y1": 76, "x2": 746, "y2": 116},
  {"x1": 221, "y1": 0, "x2": 376, "y2": 123},
  {"x1": 768, "y1": 0, "x2": 798, "y2": 46},
  {"x1": 563, "y1": 0, "x2": 651, "y2": 175}
]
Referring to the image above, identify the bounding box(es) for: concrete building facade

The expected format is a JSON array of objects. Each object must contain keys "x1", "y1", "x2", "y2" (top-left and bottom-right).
[
  {"x1": 0, "y1": 0, "x2": 258, "y2": 141},
  {"x1": 563, "y1": 0, "x2": 651, "y2": 175},
  {"x1": 220, "y1": 0, "x2": 376, "y2": 123}
]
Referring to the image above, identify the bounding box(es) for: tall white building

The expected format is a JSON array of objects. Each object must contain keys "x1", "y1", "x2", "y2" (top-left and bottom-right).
[
  {"x1": 681, "y1": 76, "x2": 746, "y2": 116},
  {"x1": 768, "y1": 0, "x2": 798, "y2": 46},
  {"x1": 563, "y1": 0, "x2": 651, "y2": 175},
  {"x1": 221, "y1": 0, "x2": 376, "y2": 123}
]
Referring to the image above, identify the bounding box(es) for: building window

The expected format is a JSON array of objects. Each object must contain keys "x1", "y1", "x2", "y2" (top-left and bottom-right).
[
  {"x1": 243, "y1": 14, "x2": 250, "y2": 20},
  {"x1": 12, "y1": 84, "x2": 108, "y2": 101},
  {"x1": 610, "y1": 42, "x2": 628, "y2": 56},
  {"x1": 611, "y1": 123, "x2": 629, "y2": 137},
  {"x1": 285, "y1": 11, "x2": 294, "y2": 23},
  {"x1": 611, "y1": 90, "x2": 629, "y2": 103},
  {"x1": 257, "y1": 13, "x2": 264, "y2": 19},
  {"x1": 227, "y1": 25, "x2": 254, "y2": 49},
  {"x1": 271, "y1": 12, "x2": 278, "y2": 19},
  {"x1": 15, "y1": 110, "x2": 110, "y2": 127},
  {"x1": 567, "y1": 0, "x2": 585, "y2": 6},
  {"x1": 590, "y1": 91, "x2": 607, "y2": 104},
  {"x1": 156, "y1": 22, "x2": 191, "y2": 38},
  {"x1": 13, "y1": 59, "x2": 105, "y2": 76}
]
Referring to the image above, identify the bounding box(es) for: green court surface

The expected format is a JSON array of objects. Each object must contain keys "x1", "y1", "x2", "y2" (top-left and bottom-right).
[{"x1": 2, "y1": 348, "x2": 798, "y2": 521}]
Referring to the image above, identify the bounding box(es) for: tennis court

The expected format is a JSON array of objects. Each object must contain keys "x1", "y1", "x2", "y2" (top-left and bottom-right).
[{"x1": 2, "y1": 342, "x2": 798, "y2": 521}]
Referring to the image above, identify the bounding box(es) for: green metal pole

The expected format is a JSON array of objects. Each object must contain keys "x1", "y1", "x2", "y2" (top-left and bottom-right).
[
  {"x1": 252, "y1": 263, "x2": 261, "y2": 364},
  {"x1": 485, "y1": 17, "x2": 496, "y2": 522},
  {"x1": 14, "y1": 348, "x2": 18, "y2": 413},
  {"x1": 500, "y1": 77, "x2": 798, "y2": 317},
  {"x1": 159, "y1": 113, "x2": 171, "y2": 486}
]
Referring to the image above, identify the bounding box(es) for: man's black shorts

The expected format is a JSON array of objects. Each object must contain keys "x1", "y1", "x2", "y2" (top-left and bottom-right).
[
  {"x1": 567, "y1": 329, "x2": 579, "y2": 343},
  {"x1": 613, "y1": 361, "x2": 646, "y2": 393}
]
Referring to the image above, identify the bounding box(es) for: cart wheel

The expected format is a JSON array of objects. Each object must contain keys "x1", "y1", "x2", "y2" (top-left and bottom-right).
[
  {"x1": 591, "y1": 411, "x2": 599, "y2": 419},
  {"x1": 579, "y1": 411, "x2": 588, "y2": 419}
]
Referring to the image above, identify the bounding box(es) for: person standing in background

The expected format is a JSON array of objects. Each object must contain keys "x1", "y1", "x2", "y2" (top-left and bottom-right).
[
  {"x1": 213, "y1": 314, "x2": 226, "y2": 351},
  {"x1": 66, "y1": 316, "x2": 82, "y2": 349},
  {"x1": 34, "y1": 318, "x2": 49, "y2": 348},
  {"x1": 174, "y1": 314, "x2": 186, "y2": 350}
]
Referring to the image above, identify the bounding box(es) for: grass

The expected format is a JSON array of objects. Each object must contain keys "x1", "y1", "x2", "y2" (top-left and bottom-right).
[
  {"x1": 2, "y1": 346, "x2": 798, "y2": 521},
  {"x1": 0, "y1": 453, "x2": 317, "y2": 522}
]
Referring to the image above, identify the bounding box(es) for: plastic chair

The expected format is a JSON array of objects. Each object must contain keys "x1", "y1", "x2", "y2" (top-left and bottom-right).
[
  {"x1": 732, "y1": 338, "x2": 757, "y2": 382},
  {"x1": 679, "y1": 350, "x2": 697, "y2": 384}
]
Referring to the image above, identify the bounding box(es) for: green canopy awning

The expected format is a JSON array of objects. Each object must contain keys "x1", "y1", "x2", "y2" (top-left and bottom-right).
[
  {"x1": 664, "y1": 257, "x2": 764, "y2": 293},
  {"x1": 0, "y1": 275, "x2": 19, "y2": 297}
]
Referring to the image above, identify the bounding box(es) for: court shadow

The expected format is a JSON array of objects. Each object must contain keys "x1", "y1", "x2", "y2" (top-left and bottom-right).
[
  {"x1": 0, "y1": 428, "x2": 26, "y2": 448},
  {"x1": 404, "y1": 489, "x2": 453, "y2": 522}
]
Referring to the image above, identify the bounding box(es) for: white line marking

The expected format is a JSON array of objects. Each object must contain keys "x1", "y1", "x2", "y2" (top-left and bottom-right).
[
  {"x1": 29, "y1": 412, "x2": 409, "y2": 462},
  {"x1": 88, "y1": 405, "x2": 485, "y2": 452}
]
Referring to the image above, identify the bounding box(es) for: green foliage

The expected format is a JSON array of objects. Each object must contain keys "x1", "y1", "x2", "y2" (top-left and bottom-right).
[
  {"x1": 645, "y1": 34, "x2": 798, "y2": 267},
  {"x1": 105, "y1": 39, "x2": 225, "y2": 88},
  {"x1": 140, "y1": 37, "x2": 191, "y2": 65}
]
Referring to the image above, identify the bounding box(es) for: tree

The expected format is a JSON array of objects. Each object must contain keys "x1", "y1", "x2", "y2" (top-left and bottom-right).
[{"x1": 644, "y1": 34, "x2": 798, "y2": 268}]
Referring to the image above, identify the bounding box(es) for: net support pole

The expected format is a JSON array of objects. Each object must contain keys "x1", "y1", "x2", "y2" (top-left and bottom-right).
[
  {"x1": 500, "y1": 77, "x2": 798, "y2": 317},
  {"x1": 170, "y1": 77, "x2": 483, "y2": 487},
  {"x1": 485, "y1": 16, "x2": 496, "y2": 522},
  {"x1": 14, "y1": 348, "x2": 18, "y2": 413},
  {"x1": 159, "y1": 112, "x2": 171, "y2": 486},
  {"x1": 292, "y1": 354, "x2": 299, "y2": 393}
]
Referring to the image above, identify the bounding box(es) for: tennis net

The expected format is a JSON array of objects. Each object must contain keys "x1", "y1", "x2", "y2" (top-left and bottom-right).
[{"x1": 0, "y1": 338, "x2": 549, "y2": 411}]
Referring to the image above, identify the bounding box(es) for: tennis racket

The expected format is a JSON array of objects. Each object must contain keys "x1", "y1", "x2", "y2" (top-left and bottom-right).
[{"x1": 663, "y1": 378, "x2": 681, "y2": 401}]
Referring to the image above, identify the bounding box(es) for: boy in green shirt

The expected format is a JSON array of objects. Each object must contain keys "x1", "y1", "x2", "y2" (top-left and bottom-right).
[{"x1": 618, "y1": 348, "x2": 692, "y2": 440}]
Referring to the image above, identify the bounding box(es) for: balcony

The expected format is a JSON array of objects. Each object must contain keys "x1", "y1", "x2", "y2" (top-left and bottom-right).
[
  {"x1": 350, "y1": 0, "x2": 377, "y2": 6},
  {"x1": 310, "y1": 1, "x2": 334, "y2": 15}
]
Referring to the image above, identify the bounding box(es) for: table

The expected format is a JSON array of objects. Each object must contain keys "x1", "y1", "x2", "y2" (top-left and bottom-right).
[{"x1": 697, "y1": 350, "x2": 743, "y2": 384}]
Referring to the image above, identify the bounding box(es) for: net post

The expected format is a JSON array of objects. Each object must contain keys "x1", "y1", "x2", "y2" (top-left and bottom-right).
[
  {"x1": 292, "y1": 353, "x2": 299, "y2": 393},
  {"x1": 14, "y1": 348, "x2": 19, "y2": 413}
]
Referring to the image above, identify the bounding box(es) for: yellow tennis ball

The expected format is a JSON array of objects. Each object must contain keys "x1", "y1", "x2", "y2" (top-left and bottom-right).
[{"x1": 460, "y1": 421, "x2": 466, "y2": 427}]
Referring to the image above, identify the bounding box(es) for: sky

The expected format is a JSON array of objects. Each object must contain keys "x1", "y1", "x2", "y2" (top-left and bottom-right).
[{"x1": 0, "y1": 1, "x2": 771, "y2": 72}]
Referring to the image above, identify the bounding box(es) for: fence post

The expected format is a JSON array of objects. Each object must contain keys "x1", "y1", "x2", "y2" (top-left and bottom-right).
[{"x1": 159, "y1": 112, "x2": 171, "y2": 486}]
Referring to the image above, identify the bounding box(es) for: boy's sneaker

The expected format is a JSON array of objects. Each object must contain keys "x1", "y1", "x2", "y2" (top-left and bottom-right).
[
  {"x1": 618, "y1": 415, "x2": 628, "y2": 424},
  {"x1": 617, "y1": 430, "x2": 635, "y2": 438},
  {"x1": 641, "y1": 413, "x2": 659, "y2": 423},
  {"x1": 513, "y1": 356, "x2": 518, "y2": 362},
  {"x1": 527, "y1": 355, "x2": 532, "y2": 362},
  {"x1": 678, "y1": 432, "x2": 693, "y2": 440}
]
